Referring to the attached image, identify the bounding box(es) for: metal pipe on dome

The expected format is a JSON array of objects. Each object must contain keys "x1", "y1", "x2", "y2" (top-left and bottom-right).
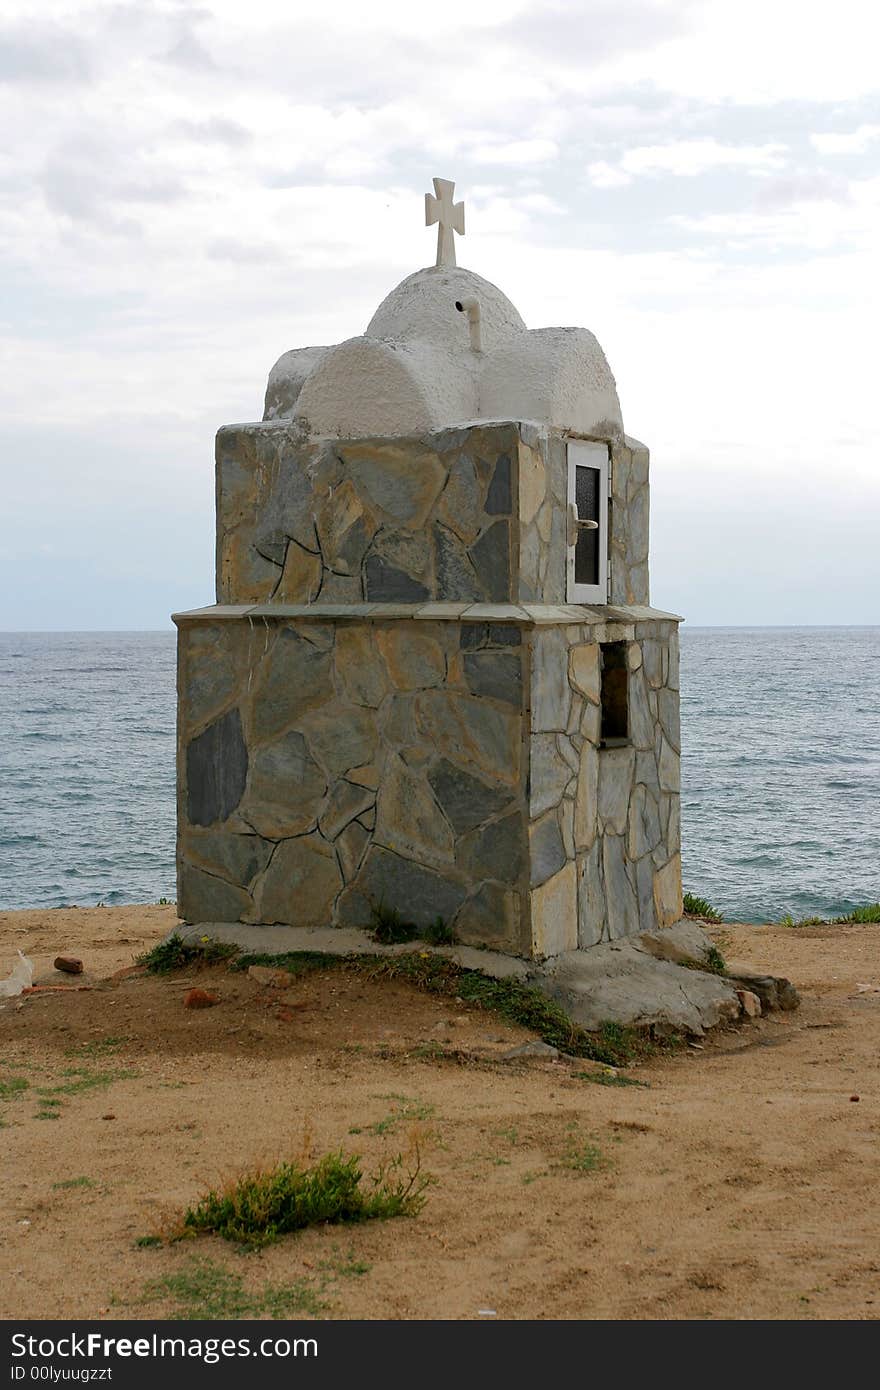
[{"x1": 455, "y1": 298, "x2": 482, "y2": 353}]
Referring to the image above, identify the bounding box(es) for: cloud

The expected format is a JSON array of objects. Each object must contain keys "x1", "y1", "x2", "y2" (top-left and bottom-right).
[
  {"x1": 621, "y1": 139, "x2": 788, "y2": 177},
  {"x1": 810, "y1": 124, "x2": 880, "y2": 155},
  {"x1": 467, "y1": 138, "x2": 559, "y2": 166},
  {"x1": 157, "y1": 24, "x2": 217, "y2": 71},
  {"x1": 0, "y1": 21, "x2": 90, "y2": 82},
  {"x1": 587, "y1": 160, "x2": 632, "y2": 189},
  {"x1": 171, "y1": 117, "x2": 253, "y2": 147},
  {"x1": 41, "y1": 138, "x2": 185, "y2": 231},
  {"x1": 496, "y1": 0, "x2": 695, "y2": 66},
  {"x1": 206, "y1": 236, "x2": 285, "y2": 263},
  {"x1": 754, "y1": 171, "x2": 850, "y2": 210}
]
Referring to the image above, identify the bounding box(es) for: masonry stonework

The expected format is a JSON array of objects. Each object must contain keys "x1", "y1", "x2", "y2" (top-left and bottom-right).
[{"x1": 174, "y1": 187, "x2": 683, "y2": 959}]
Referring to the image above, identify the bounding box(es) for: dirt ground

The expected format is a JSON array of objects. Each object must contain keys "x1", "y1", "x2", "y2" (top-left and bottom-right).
[{"x1": 0, "y1": 904, "x2": 878, "y2": 1322}]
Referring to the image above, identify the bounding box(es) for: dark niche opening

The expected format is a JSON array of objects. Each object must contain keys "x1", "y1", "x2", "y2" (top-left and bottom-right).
[{"x1": 600, "y1": 642, "x2": 628, "y2": 745}]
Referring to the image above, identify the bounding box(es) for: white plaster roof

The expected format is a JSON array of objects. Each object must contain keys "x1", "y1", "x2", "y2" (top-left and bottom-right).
[{"x1": 264, "y1": 262, "x2": 623, "y2": 440}]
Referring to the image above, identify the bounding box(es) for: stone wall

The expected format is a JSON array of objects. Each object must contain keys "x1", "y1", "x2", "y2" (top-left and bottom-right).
[
  {"x1": 177, "y1": 613, "x2": 531, "y2": 953},
  {"x1": 216, "y1": 422, "x2": 522, "y2": 609},
  {"x1": 175, "y1": 605, "x2": 681, "y2": 957},
  {"x1": 526, "y1": 613, "x2": 681, "y2": 956},
  {"x1": 215, "y1": 422, "x2": 649, "y2": 611}
]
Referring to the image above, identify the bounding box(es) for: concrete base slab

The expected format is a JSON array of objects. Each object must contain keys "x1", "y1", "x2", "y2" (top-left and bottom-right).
[{"x1": 171, "y1": 921, "x2": 530, "y2": 979}]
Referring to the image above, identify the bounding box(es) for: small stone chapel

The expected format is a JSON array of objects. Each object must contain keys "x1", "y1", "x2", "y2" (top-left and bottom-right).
[{"x1": 173, "y1": 179, "x2": 683, "y2": 959}]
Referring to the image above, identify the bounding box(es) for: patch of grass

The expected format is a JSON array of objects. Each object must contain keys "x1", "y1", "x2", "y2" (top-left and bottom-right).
[
  {"x1": 172, "y1": 1147, "x2": 430, "y2": 1248},
  {"x1": 683, "y1": 892, "x2": 722, "y2": 922},
  {"x1": 558, "y1": 1138, "x2": 605, "y2": 1174},
  {"x1": 0, "y1": 1076, "x2": 29, "y2": 1100},
  {"x1": 574, "y1": 1069, "x2": 647, "y2": 1088},
  {"x1": 521, "y1": 1170, "x2": 547, "y2": 1186},
  {"x1": 35, "y1": 1109, "x2": 61, "y2": 1120},
  {"x1": 65, "y1": 1036, "x2": 128, "y2": 1059},
  {"x1": 367, "y1": 900, "x2": 418, "y2": 945},
  {"x1": 135, "y1": 1235, "x2": 163, "y2": 1248},
  {"x1": 843, "y1": 903, "x2": 880, "y2": 924},
  {"x1": 367, "y1": 1095, "x2": 434, "y2": 1136},
  {"x1": 422, "y1": 916, "x2": 456, "y2": 946},
  {"x1": 318, "y1": 1249, "x2": 372, "y2": 1279},
  {"x1": 705, "y1": 944, "x2": 726, "y2": 973},
  {"x1": 36, "y1": 1067, "x2": 137, "y2": 1100},
  {"x1": 232, "y1": 950, "x2": 343, "y2": 978},
  {"x1": 52, "y1": 1176, "x2": 94, "y2": 1190},
  {"x1": 137, "y1": 934, "x2": 239, "y2": 974},
  {"x1": 143, "y1": 1258, "x2": 324, "y2": 1321},
  {"x1": 778, "y1": 903, "x2": 880, "y2": 928}
]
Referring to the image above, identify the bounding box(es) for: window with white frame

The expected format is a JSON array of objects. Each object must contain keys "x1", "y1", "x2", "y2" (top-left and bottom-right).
[{"x1": 566, "y1": 440, "x2": 609, "y2": 604}]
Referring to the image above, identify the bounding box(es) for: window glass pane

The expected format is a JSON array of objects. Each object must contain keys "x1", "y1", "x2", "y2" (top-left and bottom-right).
[
  {"x1": 575, "y1": 465, "x2": 599, "y2": 522},
  {"x1": 574, "y1": 464, "x2": 600, "y2": 586}
]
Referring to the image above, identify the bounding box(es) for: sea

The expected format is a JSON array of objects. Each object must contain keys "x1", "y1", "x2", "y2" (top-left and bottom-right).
[{"x1": 0, "y1": 628, "x2": 877, "y2": 922}]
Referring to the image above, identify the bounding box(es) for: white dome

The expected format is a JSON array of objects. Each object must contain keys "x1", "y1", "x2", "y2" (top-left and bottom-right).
[{"x1": 366, "y1": 265, "x2": 525, "y2": 354}]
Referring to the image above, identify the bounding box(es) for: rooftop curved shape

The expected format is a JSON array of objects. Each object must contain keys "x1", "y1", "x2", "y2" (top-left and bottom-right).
[{"x1": 263, "y1": 259, "x2": 624, "y2": 441}]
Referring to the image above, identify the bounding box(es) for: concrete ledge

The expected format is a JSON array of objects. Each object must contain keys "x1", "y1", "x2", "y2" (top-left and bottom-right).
[
  {"x1": 172, "y1": 602, "x2": 682, "y2": 627},
  {"x1": 170, "y1": 921, "x2": 530, "y2": 979}
]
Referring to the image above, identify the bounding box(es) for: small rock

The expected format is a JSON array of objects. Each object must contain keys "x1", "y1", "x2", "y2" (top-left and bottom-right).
[
  {"x1": 430, "y1": 1021, "x2": 452, "y2": 1036},
  {"x1": 850, "y1": 1095, "x2": 860, "y2": 1103},
  {"x1": 500, "y1": 1040, "x2": 560, "y2": 1061},
  {"x1": 736, "y1": 988, "x2": 762, "y2": 1018},
  {"x1": 184, "y1": 988, "x2": 219, "y2": 1009},
  {"x1": 247, "y1": 965, "x2": 293, "y2": 988},
  {"x1": 101, "y1": 1113, "x2": 116, "y2": 1121},
  {"x1": 54, "y1": 956, "x2": 84, "y2": 975}
]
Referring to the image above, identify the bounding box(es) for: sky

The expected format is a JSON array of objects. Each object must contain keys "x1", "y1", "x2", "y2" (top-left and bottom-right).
[{"x1": 1, "y1": 0, "x2": 878, "y2": 629}]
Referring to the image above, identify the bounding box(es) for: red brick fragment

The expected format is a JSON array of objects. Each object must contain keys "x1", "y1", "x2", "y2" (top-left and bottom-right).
[
  {"x1": 54, "y1": 956, "x2": 84, "y2": 974},
  {"x1": 184, "y1": 988, "x2": 219, "y2": 1009}
]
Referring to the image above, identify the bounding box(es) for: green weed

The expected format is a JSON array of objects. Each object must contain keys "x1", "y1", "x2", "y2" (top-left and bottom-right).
[
  {"x1": 843, "y1": 903, "x2": 880, "y2": 924},
  {"x1": 777, "y1": 903, "x2": 880, "y2": 927},
  {"x1": 683, "y1": 893, "x2": 722, "y2": 922},
  {"x1": 705, "y1": 944, "x2": 726, "y2": 973},
  {"x1": 422, "y1": 916, "x2": 456, "y2": 946},
  {"x1": 52, "y1": 1176, "x2": 95, "y2": 1190},
  {"x1": 173, "y1": 1148, "x2": 429, "y2": 1248},
  {"x1": 367, "y1": 900, "x2": 418, "y2": 945},
  {"x1": 137, "y1": 935, "x2": 238, "y2": 974}
]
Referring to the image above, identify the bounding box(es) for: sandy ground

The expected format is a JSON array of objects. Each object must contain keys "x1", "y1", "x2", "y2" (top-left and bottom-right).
[{"x1": 0, "y1": 904, "x2": 878, "y2": 1322}]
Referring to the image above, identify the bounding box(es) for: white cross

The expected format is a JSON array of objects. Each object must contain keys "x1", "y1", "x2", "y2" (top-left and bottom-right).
[{"x1": 425, "y1": 177, "x2": 465, "y2": 268}]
